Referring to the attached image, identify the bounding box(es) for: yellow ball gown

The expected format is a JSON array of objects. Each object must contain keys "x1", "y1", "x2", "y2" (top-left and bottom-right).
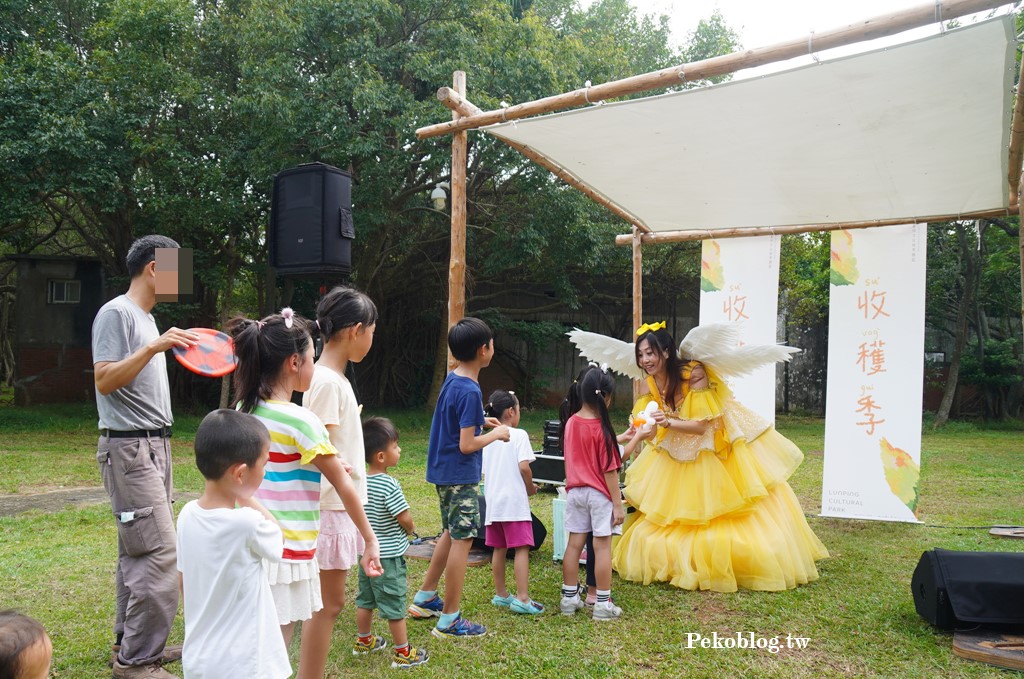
[{"x1": 612, "y1": 361, "x2": 829, "y2": 592}]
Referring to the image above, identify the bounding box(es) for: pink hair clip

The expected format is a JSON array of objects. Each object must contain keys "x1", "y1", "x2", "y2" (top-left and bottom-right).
[{"x1": 280, "y1": 307, "x2": 295, "y2": 329}]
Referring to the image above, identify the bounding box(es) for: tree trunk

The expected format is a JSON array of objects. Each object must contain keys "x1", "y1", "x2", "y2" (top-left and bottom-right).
[{"x1": 934, "y1": 222, "x2": 980, "y2": 427}]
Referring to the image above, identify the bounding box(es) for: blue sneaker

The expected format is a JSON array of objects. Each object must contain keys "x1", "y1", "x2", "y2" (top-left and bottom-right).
[
  {"x1": 431, "y1": 615, "x2": 486, "y2": 639},
  {"x1": 491, "y1": 594, "x2": 515, "y2": 608},
  {"x1": 408, "y1": 595, "x2": 444, "y2": 619}
]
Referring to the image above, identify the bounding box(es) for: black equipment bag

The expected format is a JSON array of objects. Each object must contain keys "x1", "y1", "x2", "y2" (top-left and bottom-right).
[
  {"x1": 912, "y1": 549, "x2": 1024, "y2": 629},
  {"x1": 474, "y1": 495, "x2": 546, "y2": 552}
]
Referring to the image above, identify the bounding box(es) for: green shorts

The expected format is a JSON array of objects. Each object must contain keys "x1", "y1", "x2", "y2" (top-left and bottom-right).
[
  {"x1": 436, "y1": 483, "x2": 481, "y2": 541},
  {"x1": 356, "y1": 555, "x2": 408, "y2": 621}
]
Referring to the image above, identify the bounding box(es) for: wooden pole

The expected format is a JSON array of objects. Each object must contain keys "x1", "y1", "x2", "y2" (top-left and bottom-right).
[
  {"x1": 1019, "y1": 170, "x2": 1024, "y2": 334},
  {"x1": 1008, "y1": 53, "x2": 1024, "y2": 206},
  {"x1": 416, "y1": 0, "x2": 1007, "y2": 140},
  {"x1": 496, "y1": 137, "x2": 651, "y2": 233},
  {"x1": 447, "y1": 71, "x2": 468, "y2": 371},
  {"x1": 437, "y1": 87, "x2": 483, "y2": 118},
  {"x1": 612, "y1": 206, "x2": 1020, "y2": 246},
  {"x1": 632, "y1": 226, "x2": 643, "y2": 401}
]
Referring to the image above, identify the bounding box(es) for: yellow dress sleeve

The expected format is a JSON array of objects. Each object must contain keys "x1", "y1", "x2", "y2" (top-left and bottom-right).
[{"x1": 300, "y1": 440, "x2": 337, "y2": 466}]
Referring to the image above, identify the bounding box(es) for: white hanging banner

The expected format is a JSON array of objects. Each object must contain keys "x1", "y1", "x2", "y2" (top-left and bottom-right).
[
  {"x1": 699, "y1": 235, "x2": 781, "y2": 423},
  {"x1": 821, "y1": 225, "x2": 927, "y2": 523}
]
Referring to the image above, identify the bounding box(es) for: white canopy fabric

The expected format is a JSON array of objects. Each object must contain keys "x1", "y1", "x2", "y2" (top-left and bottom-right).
[{"x1": 485, "y1": 17, "x2": 1015, "y2": 233}]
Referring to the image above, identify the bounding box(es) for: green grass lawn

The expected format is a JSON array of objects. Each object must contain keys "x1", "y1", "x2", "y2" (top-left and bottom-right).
[{"x1": 1, "y1": 404, "x2": 1022, "y2": 678}]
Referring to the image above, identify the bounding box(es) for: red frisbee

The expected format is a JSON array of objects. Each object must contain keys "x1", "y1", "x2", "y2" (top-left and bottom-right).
[{"x1": 172, "y1": 328, "x2": 237, "y2": 377}]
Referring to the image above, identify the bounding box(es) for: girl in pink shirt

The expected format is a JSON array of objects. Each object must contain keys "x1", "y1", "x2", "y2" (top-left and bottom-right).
[{"x1": 557, "y1": 365, "x2": 647, "y2": 621}]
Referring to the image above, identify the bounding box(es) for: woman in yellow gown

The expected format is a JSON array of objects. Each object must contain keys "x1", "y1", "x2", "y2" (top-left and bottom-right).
[{"x1": 612, "y1": 324, "x2": 829, "y2": 592}]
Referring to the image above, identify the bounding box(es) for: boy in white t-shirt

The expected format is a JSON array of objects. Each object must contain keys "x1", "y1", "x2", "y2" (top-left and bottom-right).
[
  {"x1": 176, "y1": 409, "x2": 290, "y2": 679},
  {"x1": 481, "y1": 390, "x2": 544, "y2": 615}
]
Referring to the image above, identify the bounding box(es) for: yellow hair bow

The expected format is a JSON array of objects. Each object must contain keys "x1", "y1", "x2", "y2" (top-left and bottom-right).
[{"x1": 635, "y1": 321, "x2": 666, "y2": 336}]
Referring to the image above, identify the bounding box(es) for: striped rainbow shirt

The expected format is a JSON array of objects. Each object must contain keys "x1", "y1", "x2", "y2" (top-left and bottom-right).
[{"x1": 252, "y1": 399, "x2": 336, "y2": 562}]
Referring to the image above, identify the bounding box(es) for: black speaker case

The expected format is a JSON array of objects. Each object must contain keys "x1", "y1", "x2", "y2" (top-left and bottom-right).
[{"x1": 269, "y1": 162, "x2": 354, "y2": 276}]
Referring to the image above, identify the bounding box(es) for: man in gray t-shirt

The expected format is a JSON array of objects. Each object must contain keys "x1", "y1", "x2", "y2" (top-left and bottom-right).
[{"x1": 92, "y1": 235, "x2": 197, "y2": 679}]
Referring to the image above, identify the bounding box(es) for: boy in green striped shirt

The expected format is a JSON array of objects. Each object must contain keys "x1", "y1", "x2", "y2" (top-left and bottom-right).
[{"x1": 354, "y1": 417, "x2": 429, "y2": 669}]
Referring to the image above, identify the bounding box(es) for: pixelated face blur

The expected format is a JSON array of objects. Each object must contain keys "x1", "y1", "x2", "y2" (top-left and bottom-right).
[
  {"x1": 351, "y1": 322, "x2": 376, "y2": 363},
  {"x1": 381, "y1": 438, "x2": 401, "y2": 469},
  {"x1": 19, "y1": 633, "x2": 52, "y2": 679},
  {"x1": 637, "y1": 336, "x2": 669, "y2": 378},
  {"x1": 239, "y1": 444, "x2": 270, "y2": 499}
]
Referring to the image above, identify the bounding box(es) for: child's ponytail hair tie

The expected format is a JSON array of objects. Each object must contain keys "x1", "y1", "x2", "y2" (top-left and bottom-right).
[{"x1": 280, "y1": 307, "x2": 295, "y2": 329}]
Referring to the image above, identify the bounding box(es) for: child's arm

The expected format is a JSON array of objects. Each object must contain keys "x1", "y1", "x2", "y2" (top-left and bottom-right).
[
  {"x1": 604, "y1": 468, "x2": 624, "y2": 526},
  {"x1": 394, "y1": 509, "x2": 415, "y2": 536},
  {"x1": 459, "y1": 424, "x2": 509, "y2": 454},
  {"x1": 235, "y1": 496, "x2": 278, "y2": 525},
  {"x1": 619, "y1": 426, "x2": 654, "y2": 463},
  {"x1": 312, "y1": 455, "x2": 383, "y2": 577},
  {"x1": 518, "y1": 460, "x2": 538, "y2": 496}
]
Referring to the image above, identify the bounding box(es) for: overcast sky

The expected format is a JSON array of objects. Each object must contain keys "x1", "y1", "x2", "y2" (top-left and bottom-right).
[{"x1": 617, "y1": 0, "x2": 1012, "y2": 78}]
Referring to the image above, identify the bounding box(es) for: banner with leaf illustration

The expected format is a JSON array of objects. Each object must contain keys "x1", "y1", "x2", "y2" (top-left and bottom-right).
[
  {"x1": 821, "y1": 225, "x2": 926, "y2": 523},
  {"x1": 699, "y1": 234, "x2": 781, "y2": 423}
]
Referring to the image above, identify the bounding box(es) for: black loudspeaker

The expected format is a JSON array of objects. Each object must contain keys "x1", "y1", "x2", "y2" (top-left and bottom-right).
[
  {"x1": 911, "y1": 549, "x2": 1024, "y2": 629},
  {"x1": 269, "y1": 162, "x2": 354, "y2": 276}
]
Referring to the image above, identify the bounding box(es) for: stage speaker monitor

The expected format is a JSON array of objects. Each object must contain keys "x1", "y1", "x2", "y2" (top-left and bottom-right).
[
  {"x1": 269, "y1": 162, "x2": 354, "y2": 276},
  {"x1": 911, "y1": 548, "x2": 1024, "y2": 630}
]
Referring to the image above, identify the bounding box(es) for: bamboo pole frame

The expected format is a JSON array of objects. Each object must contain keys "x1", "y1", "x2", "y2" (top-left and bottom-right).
[
  {"x1": 632, "y1": 226, "x2": 643, "y2": 400},
  {"x1": 416, "y1": 0, "x2": 1007, "y2": 140},
  {"x1": 425, "y1": 0, "x2": 1023, "y2": 361},
  {"x1": 447, "y1": 72, "x2": 468, "y2": 371},
  {"x1": 612, "y1": 206, "x2": 1020, "y2": 246},
  {"x1": 1009, "y1": 52, "x2": 1024, "y2": 206}
]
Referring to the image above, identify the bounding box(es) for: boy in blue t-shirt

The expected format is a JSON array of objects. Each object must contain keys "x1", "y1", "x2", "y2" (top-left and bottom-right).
[{"x1": 408, "y1": 318, "x2": 510, "y2": 638}]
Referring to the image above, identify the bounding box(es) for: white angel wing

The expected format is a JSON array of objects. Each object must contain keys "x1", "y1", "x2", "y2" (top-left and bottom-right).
[
  {"x1": 566, "y1": 328, "x2": 645, "y2": 380},
  {"x1": 678, "y1": 323, "x2": 800, "y2": 380},
  {"x1": 678, "y1": 324, "x2": 739, "y2": 363}
]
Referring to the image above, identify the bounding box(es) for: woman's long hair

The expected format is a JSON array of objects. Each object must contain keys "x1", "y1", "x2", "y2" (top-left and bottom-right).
[
  {"x1": 635, "y1": 327, "x2": 685, "y2": 409},
  {"x1": 227, "y1": 310, "x2": 313, "y2": 413}
]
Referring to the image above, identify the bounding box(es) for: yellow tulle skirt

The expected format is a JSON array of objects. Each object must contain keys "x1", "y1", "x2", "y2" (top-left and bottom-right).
[{"x1": 613, "y1": 384, "x2": 828, "y2": 592}]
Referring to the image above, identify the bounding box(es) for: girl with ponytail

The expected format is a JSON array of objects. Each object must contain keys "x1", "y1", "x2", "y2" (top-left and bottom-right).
[{"x1": 228, "y1": 308, "x2": 382, "y2": 674}]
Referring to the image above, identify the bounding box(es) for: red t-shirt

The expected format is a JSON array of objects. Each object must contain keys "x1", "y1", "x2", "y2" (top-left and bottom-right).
[{"x1": 563, "y1": 415, "x2": 621, "y2": 500}]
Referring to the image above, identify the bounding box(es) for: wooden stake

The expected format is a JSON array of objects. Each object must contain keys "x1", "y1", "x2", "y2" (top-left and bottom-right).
[
  {"x1": 1008, "y1": 53, "x2": 1024, "y2": 205},
  {"x1": 416, "y1": 0, "x2": 1006, "y2": 139},
  {"x1": 612, "y1": 206, "x2": 1020, "y2": 246},
  {"x1": 496, "y1": 137, "x2": 651, "y2": 232},
  {"x1": 1019, "y1": 170, "x2": 1024, "y2": 332},
  {"x1": 632, "y1": 226, "x2": 643, "y2": 401},
  {"x1": 448, "y1": 72, "x2": 468, "y2": 371}
]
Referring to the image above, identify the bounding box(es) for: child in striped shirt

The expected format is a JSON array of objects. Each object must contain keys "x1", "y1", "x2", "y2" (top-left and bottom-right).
[
  {"x1": 228, "y1": 308, "x2": 382, "y2": 668},
  {"x1": 354, "y1": 417, "x2": 428, "y2": 669}
]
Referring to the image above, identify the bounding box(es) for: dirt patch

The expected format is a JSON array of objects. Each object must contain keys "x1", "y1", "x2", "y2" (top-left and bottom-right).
[{"x1": 0, "y1": 487, "x2": 199, "y2": 517}]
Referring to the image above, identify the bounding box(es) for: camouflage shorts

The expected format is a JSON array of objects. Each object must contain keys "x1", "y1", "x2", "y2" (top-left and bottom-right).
[{"x1": 436, "y1": 483, "x2": 481, "y2": 541}]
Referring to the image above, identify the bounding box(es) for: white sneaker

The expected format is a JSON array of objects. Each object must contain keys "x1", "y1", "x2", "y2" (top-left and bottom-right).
[
  {"x1": 560, "y1": 595, "x2": 585, "y2": 616},
  {"x1": 592, "y1": 601, "x2": 622, "y2": 621}
]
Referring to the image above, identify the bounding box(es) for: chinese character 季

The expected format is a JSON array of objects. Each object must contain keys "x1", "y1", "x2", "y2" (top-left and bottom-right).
[{"x1": 855, "y1": 394, "x2": 886, "y2": 435}]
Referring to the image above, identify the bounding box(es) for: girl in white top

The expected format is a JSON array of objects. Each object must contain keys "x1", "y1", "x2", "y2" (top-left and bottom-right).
[
  {"x1": 301, "y1": 286, "x2": 378, "y2": 675},
  {"x1": 481, "y1": 390, "x2": 544, "y2": 615}
]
